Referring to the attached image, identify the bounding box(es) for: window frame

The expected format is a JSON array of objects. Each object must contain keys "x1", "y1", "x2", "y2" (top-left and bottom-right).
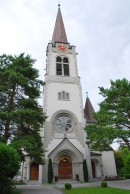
[
  {"x1": 58, "y1": 91, "x2": 70, "y2": 101},
  {"x1": 54, "y1": 113, "x2": 73, "y2": 133},
  {"x1": 56, "y1": 56, "x2": 69, "y2": 76}
]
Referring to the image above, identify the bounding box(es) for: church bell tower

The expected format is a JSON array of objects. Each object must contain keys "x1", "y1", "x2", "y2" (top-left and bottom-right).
[{"x1": 43, "y1": 5, "x2": 92, "y2": 182}]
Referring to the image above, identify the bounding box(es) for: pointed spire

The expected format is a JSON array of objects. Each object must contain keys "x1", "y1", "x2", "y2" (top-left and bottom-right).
[
  {"x1": 84, "y1": 96, "x2": 96, "y2": 123},
  {"x1": 52, "y1": 5, "x2": 68, "y2": 44}
]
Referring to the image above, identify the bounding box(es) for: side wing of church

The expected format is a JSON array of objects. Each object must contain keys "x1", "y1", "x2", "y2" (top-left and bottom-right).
[{"x1": 20, "y1": 5, "x2": 117, "y2": 183}]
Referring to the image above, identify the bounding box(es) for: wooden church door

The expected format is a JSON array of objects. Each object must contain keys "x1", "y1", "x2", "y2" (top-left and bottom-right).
[
  {"x1": 58, "y1": 156, "x2": 72, "y2": 179},
  {"x1": 30, "y1": 162, "x2": 39, "y2": 180}
]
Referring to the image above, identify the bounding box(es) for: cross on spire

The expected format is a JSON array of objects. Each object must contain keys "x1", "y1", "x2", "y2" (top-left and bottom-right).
[{"x1": 58, "y1": 0, "x2": 60, "y2": 7}]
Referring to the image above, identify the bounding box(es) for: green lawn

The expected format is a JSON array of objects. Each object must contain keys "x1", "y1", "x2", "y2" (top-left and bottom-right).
[{"x1": 63, "y1": 187, "x2": 129, "y2": 194}]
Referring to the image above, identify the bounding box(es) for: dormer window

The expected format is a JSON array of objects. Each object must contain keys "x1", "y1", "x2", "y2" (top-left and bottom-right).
[
  {"x1": 58, "y1": 91, "x2": 70, "y2": 101},
  {"x1": 56, "y1": 57, "x2": 69, "y2": 76}
]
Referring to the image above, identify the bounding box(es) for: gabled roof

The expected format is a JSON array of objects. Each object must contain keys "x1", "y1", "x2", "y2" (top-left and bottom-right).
[
  {"x1": 84, "y1": 97, "x2": 96, "y2": 123},
  {"x1": 52, "y1": 5, "x2": 68, "y2": 44},
  {"x1": 48, "y1": 137, "x2": 83, "y2": 157}
]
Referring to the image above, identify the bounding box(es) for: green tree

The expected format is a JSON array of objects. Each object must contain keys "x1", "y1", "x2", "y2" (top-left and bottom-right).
[
  {"x1": 115, "y1": 146, "x2": 130, "y2": 177},
  {"x1": 0, "y1": 54, "x2": 46, "y2": 163},
  {"x1": 83, "y1": 159, "x2": 88, "y2": 182},
  {"x1": 124, "y1": 154, "x2": 130, "y2": 174},
  {"x1": 114, "y1": 151, "x2": 124, "y2": 176},
  {"x1": 48, "y1": 158, "x2": 53, "y2": 183},
  {"x1": 119, "y1": 146, "x2": 129, "y2": 158},
  {"x1": 0, "y1": 143, "x2": 21, "y2": 193},
  {"x1": 85, "y1": 79, "x2": 130, "y2": 151}
]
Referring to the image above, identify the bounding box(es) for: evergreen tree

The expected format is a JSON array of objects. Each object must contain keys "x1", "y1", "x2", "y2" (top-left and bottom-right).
[
  {"x1": 83, "y1": 159, "x2": 88, "y2": 182},
  {"x1": 85, "y1": 79, "x2": 130, "y2": 151},
  {"x1": 48, "y1": 158, "x2": 53, "y2": 183},
  {"x1": 0, "y1": 54, "x2": 46, "y2": 163}
]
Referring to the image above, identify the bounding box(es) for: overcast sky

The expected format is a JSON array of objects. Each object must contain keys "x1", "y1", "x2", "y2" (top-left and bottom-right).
[{"x1": 0, "y1": 0, "x2": 130, "y2": 111}]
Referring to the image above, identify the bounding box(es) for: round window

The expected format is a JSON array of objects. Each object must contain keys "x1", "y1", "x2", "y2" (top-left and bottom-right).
[{"x1": 55, "y1": 114, "x2": 73, "y2": 133}]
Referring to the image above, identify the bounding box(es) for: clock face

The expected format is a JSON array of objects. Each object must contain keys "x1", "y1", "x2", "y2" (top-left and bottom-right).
[
  {"x1": 55, "y1": 114, "x2": 73, "y2": 132},
  {"x1": 57, "y1": 44, "x2": 67, "y2": 52}
]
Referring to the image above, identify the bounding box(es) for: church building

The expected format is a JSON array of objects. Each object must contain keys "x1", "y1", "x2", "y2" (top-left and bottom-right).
[{"x1": 21, "y1": 5, "x2": 117, "y2": 183}]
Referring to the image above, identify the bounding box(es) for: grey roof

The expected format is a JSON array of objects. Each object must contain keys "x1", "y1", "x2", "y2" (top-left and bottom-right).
[
  {"x1": 90, "y1": 151, "x2": 102, "y2": 156},
  {"x1": 84, "y1": 97, "x2": 96, "y2": 123},
  {"x1": 52, "y1": 5, "x2": 68, "y2": 44}
]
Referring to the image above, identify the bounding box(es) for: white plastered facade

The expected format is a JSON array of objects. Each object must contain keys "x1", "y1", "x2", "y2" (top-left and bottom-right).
[{"x1": 42, "y1": 43, "x2": 93, "y2": 182}]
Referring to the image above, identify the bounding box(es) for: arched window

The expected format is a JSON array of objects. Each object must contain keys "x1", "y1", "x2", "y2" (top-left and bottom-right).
[
  {"x1": 63, "y1": 57, "x2": 69, "y2": 76},
  {"x1": 57, "y1": 57, "x2": 62, "y2": 62},
  {"x1": 58, "y1": 92, "x2": 61, "y2": 100},
  {"x1": 62, "y1": 92, "x2": 65, "y2": 99},
  {"x1": 56, "y1": 57, "x2": 62, "y2": 75},
  {"x1": 66, "y1": 93, "x2": 69, "y2": 100},
  {"x1": 63, "y1": 57, "x2": 68, "y2": 63},
  {"x1": 56, "y1": 57, "x2": 69, "y2": 76},
  {"x1": 58, "y1": 91, "x2": 70, "y2": 101}
]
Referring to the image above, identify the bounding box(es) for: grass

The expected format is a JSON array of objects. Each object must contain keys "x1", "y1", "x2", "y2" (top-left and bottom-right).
[
  {"x1": 11, "y1": 187, "x2": 21, "y2": 194},
  {"x1": 63, "y1": 187, "x2": 129, "y2": 194}
]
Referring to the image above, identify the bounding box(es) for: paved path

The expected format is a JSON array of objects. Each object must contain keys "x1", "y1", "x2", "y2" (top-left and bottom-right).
[
  {"x1": 55, "y1": 179, "x2": 130, "y2": 190},
  {"x1": 106, "y1": 180, "x2": 130, "y2": 190},
  {"x1": 17, "y1": 179, "x2": 130, "y2": 193},
  {"x1": 17, "y1": 185, "x2": 63, "y2": 194}
]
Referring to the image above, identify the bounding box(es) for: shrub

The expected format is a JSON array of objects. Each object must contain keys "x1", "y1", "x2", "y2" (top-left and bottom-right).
[
  {"x1": 101, "y1": 181, "x2": 107, "y2": 188},
  {"x1": 114, "y1": 151, "x2": 124, "y2": 176},
  {"x1": 75, "y1": 174, "x2": 79, "y2": 181},
  {"x1": 104, "y1": 176, "x2": 124, "y2": 181},
  {"x1": 65, "y1": 183, "x2": 72, "y2": 190},
  {"x1": 83, "y1": 159, "x2": 88, "y2": 182},
  {"x1": 13, "y1": 180, "x2": 26, "y2": 185},
  {"x1": 48, "y1": 158, "x2": 53, "y2": 183},
  {"x1": 0, "y1": 143, "x2": 21, "y2": 193},
  {"x1": 55, "y1": 176, "x2": 58, "y2": 182},
  {"x1": 125, "y1": 174, "x2": 130, "y2": 179},
  {"x1": 0, "y1": 143, "x2": 21, "y2": 178},
  {"x1": 124, "y1": 154, "x2": 130, "y2": 174},
  {"x1": 0, "y1": 177, "x2": 12, "y2": 194}
]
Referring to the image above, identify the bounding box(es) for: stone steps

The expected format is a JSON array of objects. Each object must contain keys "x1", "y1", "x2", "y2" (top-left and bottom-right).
[{"x1": 27, "y1": 181, "x2": 42, "y2": 185}]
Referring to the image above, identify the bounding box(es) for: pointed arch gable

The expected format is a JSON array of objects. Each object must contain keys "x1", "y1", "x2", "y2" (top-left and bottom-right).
[{"x1": 48, "y1": 137, "x2": 84, "y2": 163}]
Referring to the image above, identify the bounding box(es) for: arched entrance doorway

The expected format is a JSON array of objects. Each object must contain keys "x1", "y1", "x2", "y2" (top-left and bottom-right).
[
  {"x1": 91, "y1": 159, "x2": 102, "y2": 179},
  {"x1": 58, "y1": 156, "x2": 72, "y2": 179},
  {"x1": 30, "y1": 162, "x2": 39, "y2": 180},
  {"x1": 91, "y1": 160, "x2": 96, "y2": 178}
]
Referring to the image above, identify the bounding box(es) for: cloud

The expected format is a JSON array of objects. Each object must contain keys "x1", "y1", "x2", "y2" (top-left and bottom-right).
[{"x1": 0, "y1": 0, "x2": 130, "y2": 111}]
